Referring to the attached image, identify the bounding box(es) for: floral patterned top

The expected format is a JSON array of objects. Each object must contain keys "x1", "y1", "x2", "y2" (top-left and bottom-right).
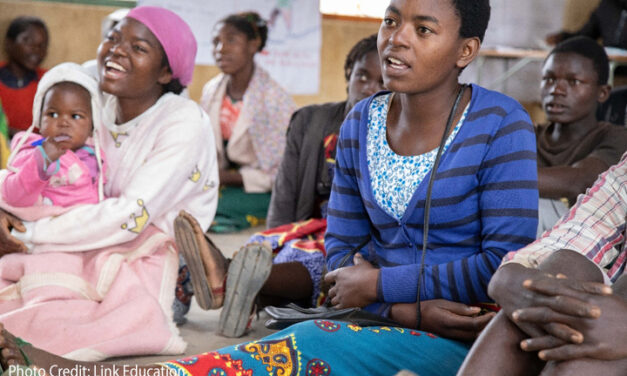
[{"x1": 367, "y1": 93, "x2": 469, "y2": 220}]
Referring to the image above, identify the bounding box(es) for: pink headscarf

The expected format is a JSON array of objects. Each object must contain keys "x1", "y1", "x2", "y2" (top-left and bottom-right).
[{"x1": 127, "y1": 6, "x2": 197, "y2": 86}]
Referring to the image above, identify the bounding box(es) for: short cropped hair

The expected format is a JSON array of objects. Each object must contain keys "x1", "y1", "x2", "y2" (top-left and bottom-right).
[
  {"x1": 344, "y1": 34, "x2": 378, "y2": 81},
  {"x1": 451, "y1": 0, "x2": 491, "y2": 42},
  {"x1": 549, "y1": 36, "x2": 610, "y2": 85}
]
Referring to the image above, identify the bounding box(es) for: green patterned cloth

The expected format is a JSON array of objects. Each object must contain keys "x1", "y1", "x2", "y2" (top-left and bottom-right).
[{"x1": 209, "y1": 186, "x2": 271, "y2": 233}]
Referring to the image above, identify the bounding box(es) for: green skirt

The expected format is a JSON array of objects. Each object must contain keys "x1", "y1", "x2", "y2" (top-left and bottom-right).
[{"x1": 209, "y1": 186, "x2": 271, "y2": 233}]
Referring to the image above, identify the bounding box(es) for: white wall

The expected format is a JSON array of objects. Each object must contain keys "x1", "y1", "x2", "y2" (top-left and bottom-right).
[{"x1": 461, "y1": 0, "x2": 567, "y2": 102}]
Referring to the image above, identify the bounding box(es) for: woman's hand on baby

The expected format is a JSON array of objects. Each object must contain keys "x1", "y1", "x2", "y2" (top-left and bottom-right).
[
  {"x1": 0, "y1": 209, "x2": 27, "y2": 256},
  {"x1": 420, "y1": 299, "x2": 495, "y2": 341},
  {"x1": 324, "y1": 253, "x2": 379, "y2": 309}
]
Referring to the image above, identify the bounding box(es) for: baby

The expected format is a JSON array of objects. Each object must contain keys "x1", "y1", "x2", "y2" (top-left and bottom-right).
[{"x1": 1, "y1": 62, "x2": 105, "y2": 208}]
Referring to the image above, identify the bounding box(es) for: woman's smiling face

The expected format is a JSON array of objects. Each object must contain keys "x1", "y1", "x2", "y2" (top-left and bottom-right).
[
  {"x1": 377, "y1": 0, "x2": 469, "y2": 94},
  {"x1": 97, "y1": 18, "x2": 171, "y2": 99}
]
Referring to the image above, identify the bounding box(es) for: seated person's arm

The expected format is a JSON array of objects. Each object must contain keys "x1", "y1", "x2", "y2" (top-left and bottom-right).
[
  {"x1": 324, "y1": 119, "x2": 376, "y2": 308},
  {"x1": 2, "y1": 149, "x2": 49, "y2": 207},
  {"x1": 538, "y1": 156, "x2": 609, "y2": 200},
  {"x1": 2, "y1": 139, "x2": 67, "y2": 207},
  {"x1": 267, "y1": 109, "x2": 306, "y2": 228}
]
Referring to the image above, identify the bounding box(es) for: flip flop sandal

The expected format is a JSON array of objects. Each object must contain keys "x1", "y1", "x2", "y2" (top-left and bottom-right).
[
  {"x1": 174, "y1": 211, "x2": 227, "y2": 310},
  {"x1": 218, "y1": 243, "x2": 272, "y2": 338}
]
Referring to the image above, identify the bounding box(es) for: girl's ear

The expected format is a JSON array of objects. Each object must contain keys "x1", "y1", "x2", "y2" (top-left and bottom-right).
[
  {"x1": 157, "y1": 65, "x2": 173, "y2": 86},
  {"x1": 456, "y1": 37, "x2": 481, "y2": 70},
  {"x1": 597, "y1": 84, "x2": 611, "y2": 103}
]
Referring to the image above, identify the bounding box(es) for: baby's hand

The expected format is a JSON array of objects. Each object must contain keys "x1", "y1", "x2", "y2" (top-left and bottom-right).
[{"x1": 42, "y1": 135, "x2": 71, "y2": 162}]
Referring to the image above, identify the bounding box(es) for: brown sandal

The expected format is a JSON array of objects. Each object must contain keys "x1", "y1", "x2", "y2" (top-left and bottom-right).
[{"x1": 174, "y1": 211, "x2": 228, "y2": 310}]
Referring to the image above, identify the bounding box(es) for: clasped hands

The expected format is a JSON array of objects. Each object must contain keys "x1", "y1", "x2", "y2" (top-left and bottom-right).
[
  {"x1": 324, "y1": 253, "x2": 494, "y2": 341},
  {"x1": 497, "y1": 264, "x2": 627, "y2": 362}
]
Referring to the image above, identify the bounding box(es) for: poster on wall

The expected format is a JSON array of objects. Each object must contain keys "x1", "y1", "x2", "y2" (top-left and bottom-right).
[{"x1": 138, "y1": 0, "x2": 321, "y2": 94}]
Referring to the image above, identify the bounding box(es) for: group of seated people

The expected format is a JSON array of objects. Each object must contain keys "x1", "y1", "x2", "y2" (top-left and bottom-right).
[{"x1": 0, "y1": 0, "x2": 625, "y2": 375}]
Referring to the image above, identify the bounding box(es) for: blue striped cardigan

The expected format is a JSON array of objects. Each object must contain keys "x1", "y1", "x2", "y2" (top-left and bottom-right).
[{"x1": 325, "y1": 84, "x2": 539, "y2": 305}]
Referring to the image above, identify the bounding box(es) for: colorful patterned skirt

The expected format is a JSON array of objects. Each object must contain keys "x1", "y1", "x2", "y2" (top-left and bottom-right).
[
  {"x1": 247, "y1": 218, "x2": 327, "y2": 306},
  {"x1": 160, "y1": 320, "x2": 470, "y2": 376}
]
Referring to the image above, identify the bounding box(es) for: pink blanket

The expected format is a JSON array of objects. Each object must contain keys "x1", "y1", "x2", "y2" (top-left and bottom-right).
[{"x1": 0, "y1": 225, "x2": 185, "y2": 360}]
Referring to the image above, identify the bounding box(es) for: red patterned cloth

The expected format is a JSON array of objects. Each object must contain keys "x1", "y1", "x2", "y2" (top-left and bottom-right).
[{"x1": 248, "y1": 218, "x2": 327, "y2": 306}]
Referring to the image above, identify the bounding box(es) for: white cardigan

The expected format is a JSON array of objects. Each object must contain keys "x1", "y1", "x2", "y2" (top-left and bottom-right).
[{"x1": 18, "y1": 93, "x2": 219, "y2": 252}]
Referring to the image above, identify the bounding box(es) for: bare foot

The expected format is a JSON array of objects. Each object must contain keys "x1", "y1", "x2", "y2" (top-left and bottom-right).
[
  {"x1": 0, "y1": 324, "x2": 172, "y2": 376},
  {"x1": 0, "y1": 324, "x2": 83, "y2": 373},
  {"x1": 0, "y1": 324, "x2": 33, "y2": 368}
]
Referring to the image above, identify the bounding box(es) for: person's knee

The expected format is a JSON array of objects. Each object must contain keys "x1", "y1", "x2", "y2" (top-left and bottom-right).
[{"x1": 538, "y1": 249, "x2": 604, "y2": 282}]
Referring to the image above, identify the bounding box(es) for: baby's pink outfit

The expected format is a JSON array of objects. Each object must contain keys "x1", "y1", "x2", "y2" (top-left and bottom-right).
[{"x1": 2, "y1": 132, "x2": 105, "y2": 207}]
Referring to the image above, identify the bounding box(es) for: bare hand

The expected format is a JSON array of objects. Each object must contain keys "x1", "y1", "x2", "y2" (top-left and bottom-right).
[
  {"x1": 0, "y1": 209, "x2": 27, "y2": 256},
  {"x1": 489, "y1": 264, "x2": 561, "y2": 338},
  {"x1": 510, "y1": 275, "x2": 611, "y2": 345},
  {"x1": 515, "y1": 280, "x2": 625, "y2": 361},
  {"x1": 42, "y1": 136, "x2": 70, "y2": 162},
  {"x1": 489, "y1": 261, "x2": 609, "y2": 343},
  {"x1": 324, "y1": 253, "x2": 379, "y2": 309},
  {"x1": 420, "y1": 299, "x2": 495, "y2": 341}
]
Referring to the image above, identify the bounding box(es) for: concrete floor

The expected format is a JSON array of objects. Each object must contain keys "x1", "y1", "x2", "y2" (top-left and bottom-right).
[{"x1": 112, "y1": 225, "x2": 274, "y2": 365}]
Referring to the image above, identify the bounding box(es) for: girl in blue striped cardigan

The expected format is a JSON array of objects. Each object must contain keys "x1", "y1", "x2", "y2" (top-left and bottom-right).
[{"x1": 324, "y1": 0, "x2": 538, "y2": 349}]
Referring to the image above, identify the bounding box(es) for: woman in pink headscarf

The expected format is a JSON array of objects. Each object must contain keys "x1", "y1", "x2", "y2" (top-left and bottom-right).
[{"x1": 0, "y1": 6, "x2": 218, "y2": 361}]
